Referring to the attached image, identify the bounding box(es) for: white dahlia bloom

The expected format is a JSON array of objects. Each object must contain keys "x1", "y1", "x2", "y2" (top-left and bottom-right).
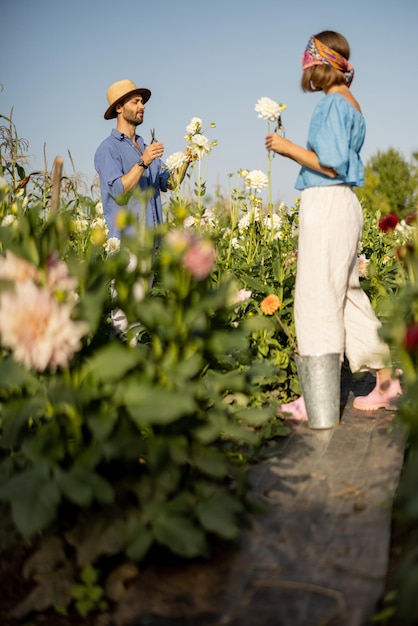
[
  {"x1": 104, "y1": 237, "x2": 121, "y2": 255},
  {"x1": 357, "y1": 253, "x2": 370, "y2": 278},
  {"x1": 183, "y1": 216, "x2": 196, "y2": 229},
  {"x1": 263, "y1": 213, "x2": 283, "y2": 236},
  {"x1": 232, "y1": 289, "x2": 252, "y2": 305},
  {"x1": 186, "y1": 117, "x2": 203, "y2": 135},
  {"x1": 255, "y1": 97, "x2": 287, "y2": 122},
  {"x1": 165, "y1": 151, "x2": 188, "y2": 172},
  {"x1": 190, "y1": 134, "x2": 211, "y2": 157},
  {"x1": 245, "y1": 170, "x2": 268, "y2": 192}
]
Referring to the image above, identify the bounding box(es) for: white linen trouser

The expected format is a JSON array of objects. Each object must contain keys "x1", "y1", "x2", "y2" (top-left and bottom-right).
[{"x1": 294, "y1": 185, "x2": 391, "y2": 373}]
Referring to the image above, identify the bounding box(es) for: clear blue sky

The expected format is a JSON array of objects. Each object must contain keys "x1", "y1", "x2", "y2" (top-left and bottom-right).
[{"x1": 2, "y1": 0, "x2": 417, "y2": 207}]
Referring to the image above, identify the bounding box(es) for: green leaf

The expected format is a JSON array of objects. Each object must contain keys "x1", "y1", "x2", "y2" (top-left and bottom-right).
[
  {"x1": 80, "y1": 343, "x2": 142, "y2": 383},
  {"x1": 85, "y1": 406, "x2": 119, "y2": 441},
  {"x1": 0, "y1": 466, "x2": 61, "y2": 537},
  {"x1": 207, "y1": 330, "x2": 246, "y2": 355},
  {"x1": 191, "y1": 443, "x2": 228, "y2": 478},
  {"x1": 78, "y1": 277, "x2": 109, "y2": 333},
  {"x1": 1, "y1": 395, "x2": 46, "y2": 446},
  {"x1": 152, "y1": 514, "x2": 208, "y2": 558},
  {"x1": 272, "y1": 256, "x2": 283, "y2": 282},
  {"x1": 80, "y1": 564, "x2": 99, "y2": 586},
  {"x1": 166, "y1": 353, "x2": 204, "y2": 379},
  {"x1": 22, "y1": 422, "x2": 66, "y2": 464},
  {"x1": 135, "y1": 298, "x2": 174, "y2": 329},
  {"x1": 0, "y1": 357, "x2": 41, "y2": 393},
  {"x1": 168, "y1": 436, "x2": 189, "y2": 465},
  {"x1": 196, "y1": 489, "x2": 243, "y2": 539},
  {"x1": 116, "y1": 382, "x2": 196, "y2": 425},
  {"x1": 234, "y1": 405, "x2": 276, "y2": 426},
  {"x1": 56, "y1": 464, "x2": 113, "y2": 505},
  {"x1": 55, "y1": 467, "x2": 94, "y2": 507},
  {"x1": 125, "y1": 516, "x2": 153, "y2": 561}
]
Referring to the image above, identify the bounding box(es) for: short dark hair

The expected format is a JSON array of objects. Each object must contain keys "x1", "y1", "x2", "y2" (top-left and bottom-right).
[{"x1": 301, "y1": 30, "x2": 351, "y2": 93}]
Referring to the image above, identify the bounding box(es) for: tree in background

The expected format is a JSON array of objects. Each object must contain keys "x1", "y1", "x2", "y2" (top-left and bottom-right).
[{"x1": 356, "y1": 148, "x2": 418, "y2": 219}]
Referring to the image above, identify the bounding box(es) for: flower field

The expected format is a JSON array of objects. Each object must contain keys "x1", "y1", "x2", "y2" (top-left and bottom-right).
[{"x1": 0, "y1": 104, "x2": 417, "y2": 623}]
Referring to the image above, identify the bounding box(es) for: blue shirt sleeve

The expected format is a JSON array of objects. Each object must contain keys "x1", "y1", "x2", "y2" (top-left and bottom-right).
[{"x1": 94, "y1": 141, "x2": 125, "y2": 201}]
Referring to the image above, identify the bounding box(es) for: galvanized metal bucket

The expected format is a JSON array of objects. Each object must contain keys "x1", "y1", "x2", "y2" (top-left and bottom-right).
[{"x1": 295, "y1": 353, "x2": 341, "y2": 429}]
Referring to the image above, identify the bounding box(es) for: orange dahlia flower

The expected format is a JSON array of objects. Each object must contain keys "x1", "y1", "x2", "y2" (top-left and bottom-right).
[{"x1": 260, "y1": 294, "x2": 281, "y2": 315}]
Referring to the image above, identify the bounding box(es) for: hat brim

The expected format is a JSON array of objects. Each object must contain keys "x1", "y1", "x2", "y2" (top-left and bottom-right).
[{"x1": 104, "y1": 88, "x2": 152, "y2": 120}]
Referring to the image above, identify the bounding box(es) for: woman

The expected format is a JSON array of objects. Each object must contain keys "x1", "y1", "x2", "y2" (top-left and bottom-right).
[{"x1": 265, "y1": 30, "x2": 402, "y2": 422}]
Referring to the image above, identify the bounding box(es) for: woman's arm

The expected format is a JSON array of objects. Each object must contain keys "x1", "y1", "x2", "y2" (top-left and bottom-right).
[{"x1": 265, "y1": 133, "x2": 337, "y2": 178}]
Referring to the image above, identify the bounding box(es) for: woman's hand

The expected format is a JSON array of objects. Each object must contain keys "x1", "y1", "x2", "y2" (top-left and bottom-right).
[
  {"x1": 265, "y1": 133, "x2": 337, "y2": 179},
  {"x1": 265, "y1": 133, "x2": 290, "y2": 155}
]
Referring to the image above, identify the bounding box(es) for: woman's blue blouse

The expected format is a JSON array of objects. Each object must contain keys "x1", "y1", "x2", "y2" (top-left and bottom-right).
[{"x1": 295, "y1": 92, "x2": 366, "y2": 190}]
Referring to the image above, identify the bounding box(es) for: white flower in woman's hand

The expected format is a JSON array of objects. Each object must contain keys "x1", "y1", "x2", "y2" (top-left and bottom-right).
[{"x1": 255, "y1": 97, "x2": 286, "y2": 122}]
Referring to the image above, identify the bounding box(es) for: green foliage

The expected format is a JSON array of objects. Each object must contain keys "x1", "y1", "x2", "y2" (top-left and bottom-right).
[
  {"x1": 1, "y1": 112, "x2": 417, "y2": 622},
  {"x1": 0, "y1": 176, "x2": 290, "y2": 616},
  {"x1": 357, "y1": 148, "x2": 418, "y2": 219},
  {"x1": 166, "y1": 175, "x2": 300, "y2": 402},
  {"x1": 375, "y1": 215, "x2": 418, "y2": 624},
  {"x1": 72, "y1": 566, "x2": 108, "y2": 617},
  {"x1": 358, "y1": 202, "x2": 412, "y2": 319}
]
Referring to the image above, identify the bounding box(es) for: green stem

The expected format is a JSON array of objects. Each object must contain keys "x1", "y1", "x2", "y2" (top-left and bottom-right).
[
  {"x1": 267, "y1": 122, "x2": 273, "y2": 212},
  {"x1": 274, "y1": 311, "x2": 298, "y2": 353},
  {"x1": 197, "y1": 158, "x2": 202, "y2": 213}
]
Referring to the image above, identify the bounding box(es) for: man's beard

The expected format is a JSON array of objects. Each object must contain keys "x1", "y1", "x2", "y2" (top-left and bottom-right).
[{"x1": 123, "y1": 110, "x2": 143, "y2": 126}]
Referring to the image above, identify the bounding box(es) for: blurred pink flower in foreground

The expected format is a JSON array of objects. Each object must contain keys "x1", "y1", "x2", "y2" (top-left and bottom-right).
[
  {"x1": 0, "y1": 280, "x2": 88, "y2": 372},
  {"x1": 0, "y1": 250, "x2": 78, "y2": 297},
  {"x1": 182, "y1": 237, "x2": 216, "y2": 280},
  {"x1": 0, "y1": 250, "x2": 40, "y2": 283},
  {"x1": 46, "y1": 252, "x2": 78, "y2": 294}
]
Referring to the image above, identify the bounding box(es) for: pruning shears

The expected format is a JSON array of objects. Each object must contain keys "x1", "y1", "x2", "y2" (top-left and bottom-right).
[
  {"x1": 150, "y1": 128, "x2": 157, "y2": 143},
  {"x1": 275, "y1": 116, "x2": 286, "y2": 137}
]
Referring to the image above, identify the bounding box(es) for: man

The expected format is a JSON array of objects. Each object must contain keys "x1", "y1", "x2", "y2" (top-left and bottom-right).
[{"x1": 95, "y1": 79, "x2": 191, "y2": 239}]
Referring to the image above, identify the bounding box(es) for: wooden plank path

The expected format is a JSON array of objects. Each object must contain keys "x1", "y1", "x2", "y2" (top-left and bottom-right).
[{"x1": 107, "y1": 371, "x2": 405, "y2": 626}]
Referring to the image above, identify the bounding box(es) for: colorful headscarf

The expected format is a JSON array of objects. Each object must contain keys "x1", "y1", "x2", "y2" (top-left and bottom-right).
[{"x1": 302, "y1": 35, "x2": 354, "y2": 87}]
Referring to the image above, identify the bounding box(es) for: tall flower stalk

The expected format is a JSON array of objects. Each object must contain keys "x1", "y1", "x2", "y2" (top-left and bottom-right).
[
  {"x1": 166, "y1": 117, "x2": 217, "y2": 217},
  {"x1": 255, "y1": 97, "x2": 287, "y2": 240}
]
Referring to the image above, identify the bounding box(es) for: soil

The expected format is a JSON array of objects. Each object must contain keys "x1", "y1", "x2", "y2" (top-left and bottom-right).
[
  {"x1": 0, "y1": 511, "x2": 412, "y2": 626},
  {"x1": 0, "y1": 545, "x2": 96, "y2": 626}
]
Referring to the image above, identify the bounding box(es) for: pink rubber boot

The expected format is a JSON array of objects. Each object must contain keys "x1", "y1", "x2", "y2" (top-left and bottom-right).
[
  {"x1": 277, "y1": 396, "x2": 308, "y2": 421},
  {"x1": 353, "y1": 369, "x2": 403, "y2": 411}
]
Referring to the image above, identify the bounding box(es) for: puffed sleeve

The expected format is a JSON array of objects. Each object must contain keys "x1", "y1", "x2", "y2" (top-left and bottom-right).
[{"x1": 307, "y1": 97, "x2": 351, "y2": 177}]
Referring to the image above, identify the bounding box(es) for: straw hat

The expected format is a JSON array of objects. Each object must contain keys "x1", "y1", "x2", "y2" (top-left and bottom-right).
[{"x1": 104, "y1": 79, "x2": 151, "y2": 120}]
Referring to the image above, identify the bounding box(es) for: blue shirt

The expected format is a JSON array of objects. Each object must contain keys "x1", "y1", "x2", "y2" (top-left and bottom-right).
[
  {"x1": 295, "y1": 93, "x2": 365, "y2": 191},
  {"x1": 94, "y1": 129, "x2": 170, "y2": 238}
]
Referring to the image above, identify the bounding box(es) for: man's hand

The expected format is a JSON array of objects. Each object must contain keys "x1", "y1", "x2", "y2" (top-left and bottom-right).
[{"x1": 142, "y1": 141, "x2": 164, "y2": 166}]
